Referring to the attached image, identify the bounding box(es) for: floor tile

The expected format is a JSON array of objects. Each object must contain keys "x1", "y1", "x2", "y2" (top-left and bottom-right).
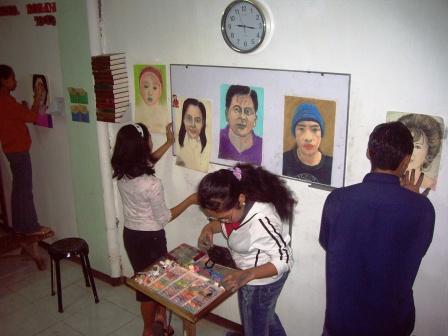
[
  {"x1": 62, "y1": 298, "x2": 135, "y2": 335},
  {"x1": 0, "y1": 241, "x2": 238, "y2": 336}
]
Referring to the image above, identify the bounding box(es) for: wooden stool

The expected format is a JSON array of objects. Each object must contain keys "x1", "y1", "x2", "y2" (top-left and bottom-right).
[{"x1": 48, "y1": 237, "x2": 99, "y2": 312}]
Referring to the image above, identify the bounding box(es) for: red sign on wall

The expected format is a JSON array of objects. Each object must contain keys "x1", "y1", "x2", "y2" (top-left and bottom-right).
[
  {"x1": 0, "y1": 5, "x2": 20, "y2": 16},
  {"x1": 26, "y1": 2, "x2": 56, "y2": 14}
]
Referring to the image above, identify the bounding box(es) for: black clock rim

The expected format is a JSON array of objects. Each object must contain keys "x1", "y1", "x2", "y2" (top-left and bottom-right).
[{"x1": 221, "y1": 0, "x2": 267, "y2": 54}]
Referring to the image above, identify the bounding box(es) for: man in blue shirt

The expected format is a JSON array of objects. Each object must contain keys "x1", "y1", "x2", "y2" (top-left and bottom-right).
[{"x1": 319, "y1": 122, "x2": 435, "y2": 336}]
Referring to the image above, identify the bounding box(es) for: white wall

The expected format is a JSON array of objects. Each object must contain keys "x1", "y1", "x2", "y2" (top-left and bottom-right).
[
  {"x1": 0, "y1": 0, "x2": 77, "y2": 239},
  {"x1": 100, "y1": 0, "x2": 448, "y2": 335}
]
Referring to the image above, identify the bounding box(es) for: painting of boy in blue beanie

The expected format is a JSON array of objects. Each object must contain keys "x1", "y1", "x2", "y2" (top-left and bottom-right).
[{"x1": 283, "y1": 101, "x2": 333, "y2": 184}]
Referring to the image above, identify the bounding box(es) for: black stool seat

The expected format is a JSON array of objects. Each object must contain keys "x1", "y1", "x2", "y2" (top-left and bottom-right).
[{"x1": 48, "y1": 237, "x2": 99, "y2": 312}]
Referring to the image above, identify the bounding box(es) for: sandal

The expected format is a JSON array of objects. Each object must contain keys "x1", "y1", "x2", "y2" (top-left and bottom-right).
[
  {"x1": 152, "y1": 321, "x2": 165, "y2": 336},
  {"x1": 164, "y1": 325, "x2": 174, "y2": 336},
  {"x1": 154, "y1": 310, "x2": 174, "y2": 336}
]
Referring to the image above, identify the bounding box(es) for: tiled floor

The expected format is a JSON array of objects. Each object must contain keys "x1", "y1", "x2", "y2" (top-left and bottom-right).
[{"x1": 0, "y1": 246, "x2": 233, "y2": 336}]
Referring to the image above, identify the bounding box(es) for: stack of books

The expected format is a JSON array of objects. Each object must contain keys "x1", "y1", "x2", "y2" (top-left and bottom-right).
[{"x1": 91, "y1": 53, "x2": 129, "y2": 123}]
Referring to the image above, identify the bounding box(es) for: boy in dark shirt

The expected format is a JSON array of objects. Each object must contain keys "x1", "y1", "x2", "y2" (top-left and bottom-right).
[{"x1": 319, "y1": 122, "x2": 435, "y2": 336}]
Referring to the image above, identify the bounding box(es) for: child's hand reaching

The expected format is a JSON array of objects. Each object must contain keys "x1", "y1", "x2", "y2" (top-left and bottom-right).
[
  {"x1": 165, "y1": 123, "x2": 175, "y2": 145},
  {"x1": 187, "y1": 193, "x2": 199, "y2": 205}
]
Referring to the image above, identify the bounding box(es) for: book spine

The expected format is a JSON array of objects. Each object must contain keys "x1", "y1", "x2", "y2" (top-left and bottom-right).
[
  {"x1": 92, "y1": 63, "x2": 126, "y2": 71},
  {"x1": 94, "y1": 88, "x2": 128, "y2": 95},
  {"x1": 91, "y1": 53, "x2": 125, "y2": 61},
  {"x1": 95, "y1": 96, "x2": 129, "y2": 104},
  {"x1": 96, "y1": 111, "x2": 126, "y2": 118},
  {"x1": 97, "y1": 108, "x2": 128, "y2": 114},
  {"x1": 96, "y1": 102, "x2": 129, "y2": 109},
  {"x1": 92, "y1": 59, "x2": 125, "y2": 66},
  {"x1": 92, "y1": 68, "x2": 127, "y2": 76},
  {"x1": 95, "y1": 93, "x2": 128, "y2": 99},
  {"x1": 93, "y1": 77, "x2": 128, "y2": 84},
  {"x1": 96, "y1": 95, "x2": 129, "y2": 101},
  {"x1": 93, "y1": 73, "x2": 128, "y2": 80},
  {"x1": 94, "y1": 83, "x2": 128, "y2": 89}
]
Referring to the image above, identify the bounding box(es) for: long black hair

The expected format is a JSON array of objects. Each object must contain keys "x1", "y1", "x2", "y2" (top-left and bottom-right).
[
  {"x1": 0, "y1": 64, "x2": 13, "y2": 88},
  {"x1": 198, "y1": 163, "x2": 297, "y2": 224},
  {"x1": 111, "y1": 123, "x2": 155, "y2": 180},
  {"x1": 32, "y1": 74, "x2": 49, "y2": 105},
  {"x1": 178, "y1": 98, "x2": 207, "y2": 153}
]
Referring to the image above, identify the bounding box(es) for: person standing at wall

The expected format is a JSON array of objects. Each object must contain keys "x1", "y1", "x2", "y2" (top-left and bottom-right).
[
  {"x1": 319, "y1": 121, "x2": 435, "y2": 336},
  {"x1": 0, "y1": 64, "x2": 51, "y2": 236},
  {"x1": 197, "y1": 163, "x2": 295, "y2": 336},
  {"x1": 111, "y1": 122, "x2": 197, "y2": 336}
]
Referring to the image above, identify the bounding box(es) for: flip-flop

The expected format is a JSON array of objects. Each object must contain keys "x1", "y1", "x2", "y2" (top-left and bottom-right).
[
  {"x1": 152, "y1": 321, "x2": 164, "y2": 336},
  {"x1": 154, "y1": 316, "x2": 174, "y2": 336},
  {"x1": 164, "y1": 325, "x2": 174, "y2": 336}
]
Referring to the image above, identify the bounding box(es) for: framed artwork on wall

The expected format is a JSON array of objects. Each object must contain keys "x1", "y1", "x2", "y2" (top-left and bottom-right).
[{"x1": 170, "y1": 64, "x2": 350, "y2": 188}]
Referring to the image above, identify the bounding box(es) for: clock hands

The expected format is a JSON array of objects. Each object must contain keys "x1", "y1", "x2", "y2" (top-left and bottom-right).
[
  {"x1": 236, "y1": 24, "x2": 255, "y2": 29},
  {"x1": 237, "y1": 12, "x2": 246, "y2": 33}
]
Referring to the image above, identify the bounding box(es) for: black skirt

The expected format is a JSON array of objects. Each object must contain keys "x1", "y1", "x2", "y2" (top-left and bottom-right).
[{"x1": 123, "y1": 227, "x2": 167, "y2": 302}]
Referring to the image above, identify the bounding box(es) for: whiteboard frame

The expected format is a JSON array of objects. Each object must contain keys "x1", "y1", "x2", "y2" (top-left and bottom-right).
[{"x1": 170, "y1": 64, "x2": 351, "y2": 188}]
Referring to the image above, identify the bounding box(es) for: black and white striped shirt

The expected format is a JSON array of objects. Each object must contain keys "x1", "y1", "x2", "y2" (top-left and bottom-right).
[{"x1": 222, "y1": 202, "x2": 293, "y2": 285}]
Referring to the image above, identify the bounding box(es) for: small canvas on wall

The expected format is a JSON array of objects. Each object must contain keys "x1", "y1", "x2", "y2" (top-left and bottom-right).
[
  {"x1": 134, "y1": 64, "x2": 169, "y2": 134},
  {"x1": 387, "y1": 112, "x2": 445, "y2": 190},
  {"x1": 31, "y1": 74, "x2": 53, "y2": 128},
  {"x1": 173, "y1": 96, "x2": 212, "y2": 173},
  {"x1": 282, "y1": 96, "x2": 336, "y2": 186},
  {"x1": 218, "y1": 84, "x2": 264, "y2": 166}
]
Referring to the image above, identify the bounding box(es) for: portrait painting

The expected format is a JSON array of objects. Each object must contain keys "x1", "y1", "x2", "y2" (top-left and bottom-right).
[
  {"x1": 218, "y1": 84, "x2": 264, "y2": 166},
  {"x1": 282, "y1": 96, "x2": 336, "y2": 185},
  {"x1": 134, "y1": 64, "x2": 169, "y2": 134},
  {"x1": 31, "y1": 74, "x2": 53, "y2": 128},
  {"x1": 387, "y1": 111, "x2": 445, "y2": 190},
  {"x1": 174, "y1": 96, "x2": 212, "y2": 173}
]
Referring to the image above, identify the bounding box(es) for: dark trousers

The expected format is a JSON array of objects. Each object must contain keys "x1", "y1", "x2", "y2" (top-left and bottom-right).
[{"x1": 5, "y1": 151, "x2": 39, "y2": 234}]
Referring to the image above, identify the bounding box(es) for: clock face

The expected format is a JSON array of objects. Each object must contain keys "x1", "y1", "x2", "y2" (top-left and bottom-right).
[{"x1": 221, "y1": 0, "x2": 266, "y2": 53}]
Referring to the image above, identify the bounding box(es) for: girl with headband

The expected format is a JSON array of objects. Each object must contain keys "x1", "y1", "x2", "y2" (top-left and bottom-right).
[
  {"x1": 197, "y1": 163, "x2": 296, "y2": 336},
  {"x1": 111, "y1": 122, "x2": 197, "y2": 336}
]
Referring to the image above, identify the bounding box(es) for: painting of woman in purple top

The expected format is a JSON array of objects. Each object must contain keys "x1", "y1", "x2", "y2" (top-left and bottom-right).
[{"x1": 218, "y1": 84, "x2": 264, "y2": 165}]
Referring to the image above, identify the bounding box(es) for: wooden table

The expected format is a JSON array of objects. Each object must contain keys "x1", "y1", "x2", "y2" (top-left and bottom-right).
[{"x1": 126, "y1": 243, "x2": 236, "y2": 336}]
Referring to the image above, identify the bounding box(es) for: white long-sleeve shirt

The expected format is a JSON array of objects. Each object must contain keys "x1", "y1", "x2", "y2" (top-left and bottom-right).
[
  {"x1": 222, "y1": 202, "x2": 293, "y2": 285},
  {"x1": 117, "y1": 174, "x2": 171, "y2": 231}
]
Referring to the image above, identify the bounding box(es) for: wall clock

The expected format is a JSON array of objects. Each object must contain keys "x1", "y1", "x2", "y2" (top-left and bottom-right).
[{"x1": 221, "y1": 0, "x2": 269, "y2": 53}]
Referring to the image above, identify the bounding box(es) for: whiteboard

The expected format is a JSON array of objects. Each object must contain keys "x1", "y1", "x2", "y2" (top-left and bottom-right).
[{"x1": 170, "y1": 64, "x2": 350, "y2": 187}]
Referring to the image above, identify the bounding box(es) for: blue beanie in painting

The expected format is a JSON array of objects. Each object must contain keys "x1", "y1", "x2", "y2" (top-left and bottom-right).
[{"x1": 291, "y1": 103, "x2": 324, "y2": 136}]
